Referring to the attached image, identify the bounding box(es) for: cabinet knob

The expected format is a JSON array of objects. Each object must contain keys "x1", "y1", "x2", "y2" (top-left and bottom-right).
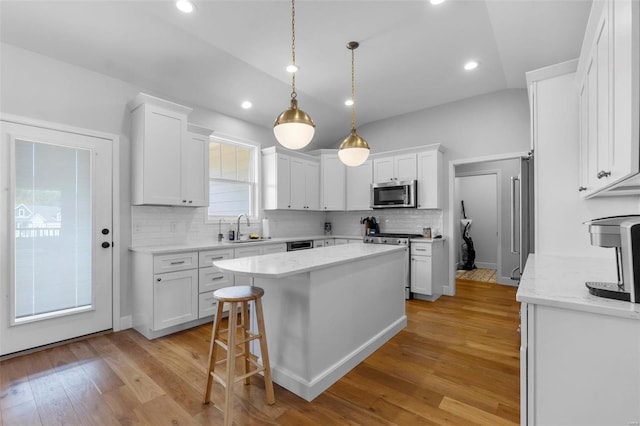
[
  {"x1": 578, "y1": 186, "x2": 587, "y2": 192},
  {"x1": 157, "y1": 278, "x2": 162, "y2": 282},
  {"x1": 182, "y1": 199, "x2": 187, "y2": 203},
  {"x1": 288, "y1": 205, "x2": 291, "y2": 208},
  {"x1": 188, "y1": 200, "x2": 193, "y2": 204},
  {"x1": 101, "y1": 241, "x2": 111, "y2": 248},
  {"x1": 596, "y1": 170, "x2": 611, "y2": 179}
]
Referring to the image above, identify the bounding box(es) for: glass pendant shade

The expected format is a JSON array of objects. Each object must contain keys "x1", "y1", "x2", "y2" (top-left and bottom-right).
[
  {"x1": 273, "y1": 98, "x2": 315, "y2": 150},
  {"x1": 338, "y1": 129, "x2": 370, "y2": 166}
]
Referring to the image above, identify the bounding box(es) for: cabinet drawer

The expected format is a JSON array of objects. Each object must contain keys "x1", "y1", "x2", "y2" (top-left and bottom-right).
[
  {"x1": 198, "y1": 291, "x2": 218, "y2": 319},
  {"x1": 262, "y1": 243, "x2": 287, "y2": 254},
  {"x1": 153, "y1": 252, "x2": 198, "y2": 273},
  {"x1": 199, "y1": 249, "x2": 233, "y2": 269},
  {"x1": 411, "y1": 244, "x2": 431, "y2": 256},
  {"x1": 199, "y1": 266, "x2": 233, "y2": 293}
]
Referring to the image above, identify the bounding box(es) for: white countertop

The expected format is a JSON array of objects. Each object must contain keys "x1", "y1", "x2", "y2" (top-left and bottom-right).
[
  {"x1": 517, "y1": 253, "x2": 640, "y2": 320},
  {"x1": 213, "y1": 242, "x2": 406, "y2": 279},
  {"x1": 129, "y1": 235, "x2": 361, "y2": 254}
]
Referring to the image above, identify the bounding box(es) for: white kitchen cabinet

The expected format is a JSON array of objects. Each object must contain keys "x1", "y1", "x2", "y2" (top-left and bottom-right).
[
  {"x1": 129, "y1": 93, "x2": 210, "y2": 206},
  {"x1": 417, "y1": 149, "x2": 443, "y2": 209},
  {"x1": 290, "y1": 157, "x2": 320, "y2": 210},
  {"x1": 373, "y1": 153, "x2": 417, "y2": 183},
  {"x1": 521, "y1": 302, "x2": 640, "y2": 425},
  {"x1": 182, "y1": 125, "x2": 211, "y2": 207},
  {"x1": 576, "y1": 0, "x2": 639, "y2": 197},
  {"x1": 410, "y1": 240, "x2": 445, "y2": 300},
  {"x1": 262, "y1": 147, "x2": 320, "y2": 210},
  {"x1": 321, "y1": 153, "x2": 346, "y2": 211},
  {"x1": 334, "y1": 238, "x2": 349, "y2": 245},
  {"x1": 346, "y1": 159, "x2": 373, "y2": 211},
  {"x1": 132, "y1": 247, "x2": 235, "y2": 339},
  {"x1": 313, "y1": 239, "x2": 326, "y2": 248},
  {"x1": 153, "y1": 269, "x2": 198, "y2": 330}
]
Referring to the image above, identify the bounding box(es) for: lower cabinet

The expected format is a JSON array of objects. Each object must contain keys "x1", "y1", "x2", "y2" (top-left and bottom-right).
[
  {"x1": 520, "y1": 302, "x2": 640, "y2": 425},
  {"x1": 153, "y1": 269, "x2": 198, "y2": 330},
  {"x1": 410, "y1": 240, "x2": 445, "y2": 300}
]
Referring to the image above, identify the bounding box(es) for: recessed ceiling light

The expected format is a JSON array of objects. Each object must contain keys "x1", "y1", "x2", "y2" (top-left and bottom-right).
[
  {"x1": 241, "y1": 101, "x2": 253, "y2": 109},
  {"x1": 176, "y1": 0, "x2": 195, "y2": 13},
  {"x1": 286, "y1": 64, "x2": 299, "y2": 73},
  {"x1": 344, "y1": 99, "x2": 354, "y2": 106},
  {"x1": 464, "y1": 60, "x2": 479, "y2": 71},
  {"x1": 430, "y1": 0, "x2": 447, "y2": 5}
]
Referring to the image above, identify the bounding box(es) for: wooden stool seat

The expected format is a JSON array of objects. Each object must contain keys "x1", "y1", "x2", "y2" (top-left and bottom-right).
[
  {"x1": 203, "y1": 285, "x2": 275, "y2": 426},
  {"x1": 212, "y1": 285, "x2": 264, "y2": 302}
]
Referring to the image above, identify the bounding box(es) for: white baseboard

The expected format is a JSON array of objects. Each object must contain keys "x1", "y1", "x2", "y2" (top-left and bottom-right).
[
  {"x1": 270, "y1": 315, "x2": 407, "y2": 402},
  {"x1": 497, "y1": 276, "x2": 519, "y2": 287},
  {"x1": 474, "y1": 262, "x2": 497, "y2": 269},
  {"x1": 118, "y1": 315, "x2": 133, "y2": 330}
]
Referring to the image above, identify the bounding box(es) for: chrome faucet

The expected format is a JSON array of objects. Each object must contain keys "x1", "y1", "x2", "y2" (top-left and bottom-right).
[{"x1": 236, "y1": 214, "x2": 250, "y2": 240}]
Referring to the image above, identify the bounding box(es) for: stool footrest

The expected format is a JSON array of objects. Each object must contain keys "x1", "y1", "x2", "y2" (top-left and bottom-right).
[{"x1": 233, "y1": 367, "x2": 266, "y2": 384}]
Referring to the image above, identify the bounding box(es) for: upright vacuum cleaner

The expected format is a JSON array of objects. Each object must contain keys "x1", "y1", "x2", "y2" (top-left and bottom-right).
[{"x1": 460, "y1": 201, "x2": 477, "y2": 270}]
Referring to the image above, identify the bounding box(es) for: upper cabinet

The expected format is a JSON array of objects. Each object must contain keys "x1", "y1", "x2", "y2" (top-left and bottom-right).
[
  {"x1": 417, "y1": 149, "x2": 443, "y2": 209},
  {"x1": 346, "y1": 159, "x2": 373, "y2": 211},
  {"x1": 321, "y1": 153, "x2": 346, "y2": 211},
  {"x1": 129, "y1": 93, "x2": 210, "y2": 206},
  {"x1": 373, "y1": 153, "x2": 417, "y2": 183},
  {"x1": 262, "y1": 147, "x2": 320, "y2": 211},
  {"x1": 576, "y1": 0, "x2": 639, "y2": 197}
]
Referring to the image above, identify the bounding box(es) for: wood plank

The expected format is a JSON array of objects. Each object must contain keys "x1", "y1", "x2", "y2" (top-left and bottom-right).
[{"x1": 0, "y1": 399, "x2": 42, "y2": 426}]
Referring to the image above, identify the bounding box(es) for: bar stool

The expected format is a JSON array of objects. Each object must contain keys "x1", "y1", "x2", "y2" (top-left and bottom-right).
[{"x1": 203, "y1": 285, "x2": 275, "y2": 425}]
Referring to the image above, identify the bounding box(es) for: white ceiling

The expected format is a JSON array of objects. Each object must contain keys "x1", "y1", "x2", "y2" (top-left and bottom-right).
[{"x1": 0, "y1": 0, "x2": 592, "y2": 149}]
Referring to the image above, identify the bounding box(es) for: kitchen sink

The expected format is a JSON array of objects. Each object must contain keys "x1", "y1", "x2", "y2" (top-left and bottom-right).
[{"x1": 227, "y1": 239, "x2": 268, "y2": 244}]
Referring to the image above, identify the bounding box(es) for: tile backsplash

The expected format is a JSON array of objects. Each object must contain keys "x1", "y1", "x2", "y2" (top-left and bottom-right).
[
  {"x1": 131, "y1": 206, "x2": 443, "y2": 247},
  {"x1": 327, "y1": 209, "x2": 443, "y2": 237}
]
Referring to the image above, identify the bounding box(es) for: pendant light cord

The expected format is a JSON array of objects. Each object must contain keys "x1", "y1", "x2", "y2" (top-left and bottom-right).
[
  {"x1": 290, "y1": 0, "x2": 297, "y2": 100},
  {"x1": 351, "y1": 46, "x2": 356, "y2": 131}
]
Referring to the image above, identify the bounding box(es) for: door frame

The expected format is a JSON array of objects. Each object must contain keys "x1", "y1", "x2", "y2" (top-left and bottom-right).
[
  {"x1": 446, "y1": 152, "x2": 528, "y2": 296},
  {"x1": 1, "y1": 113, "x2": 122, "y2": 333}
]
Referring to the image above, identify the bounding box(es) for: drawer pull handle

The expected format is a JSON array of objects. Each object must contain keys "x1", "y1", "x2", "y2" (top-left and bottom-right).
[
  {"x1": 597, "y1": 170, "x2": 611, "y2": 179},
  {"x1": 211, "y1": 276, "x2": 224, "y2": 281},
  {"x1": 170, "y1": 261, "x2": 185, "y2": 265},
  {"x1": 415, "y1": 248, "x2": 426, "y2": 251},
  {"x1": 211, "y1": 256, "x2": 224, "y2": 260}
]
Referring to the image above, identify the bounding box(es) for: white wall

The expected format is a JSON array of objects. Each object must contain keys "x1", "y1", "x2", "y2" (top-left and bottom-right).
[
  {"x1": 0, "y1": 43, "x2": 274, "y2": 323},
  {"x1": 455, "y1": 174, "x2": 498, "y2": 269}
]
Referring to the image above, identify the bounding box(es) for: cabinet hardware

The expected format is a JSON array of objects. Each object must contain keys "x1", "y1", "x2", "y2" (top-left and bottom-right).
[
  {"x1": 211, "y1": 256, "x2": 224, "y2": 260},
  {"x1": 157, "y1": 278, "x2": 162, "y2": 282},
  {"x1": 578, "y1": 186, "x2": 587, "y2": 192},
  {"x1": 101, "y1": 242, "x2": 110, "y2": 248},
  {"x1": 182, "y1": 200, "x2": 187, "y2": 203},
  {"x1": 101, "y1": 228, "x2": 110, "y2": 235},
  {"x1": 415, "y1": 248, "x2": 426, "y2": 251},
  {"x1": 188, "y1": 200, "x2": 193, "y2": 203},
  {"x1": 211, "y1": 276, "x2": 224, "y2": 281},
  {"x1": 170, "y1": 260, "x2": 185, "y2": 265},
  {"x1": 596, "y1": 170, "x2": 611, "y2": 179}
]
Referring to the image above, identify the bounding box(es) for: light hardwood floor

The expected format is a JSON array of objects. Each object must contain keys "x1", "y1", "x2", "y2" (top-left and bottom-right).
[{"x1": 0, "y1": 280, "x2": 520, "y2": 425}]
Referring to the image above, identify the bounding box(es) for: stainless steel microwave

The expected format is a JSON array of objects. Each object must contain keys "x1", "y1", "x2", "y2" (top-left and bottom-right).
[{"x1": 371, "y1": 180, "x2": 417, "y2": 208}]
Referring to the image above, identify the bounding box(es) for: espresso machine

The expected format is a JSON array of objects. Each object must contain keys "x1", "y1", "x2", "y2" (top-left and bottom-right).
[{"x1": 585, "y1": 215, "x2": 640, "y2": 303}]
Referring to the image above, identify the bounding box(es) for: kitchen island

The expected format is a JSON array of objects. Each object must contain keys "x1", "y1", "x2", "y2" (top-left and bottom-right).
[{"x1": 213, "y1": 242, "x2": 407, "y2": 401}]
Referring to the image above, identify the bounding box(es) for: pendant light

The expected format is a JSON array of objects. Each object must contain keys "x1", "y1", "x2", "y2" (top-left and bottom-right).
[
  {"x1": 339, "y1": 41, "x2": 370, "y2": 167},
  {"x1": 273, "y1": 0, "x2": 315, "y2": 150}
]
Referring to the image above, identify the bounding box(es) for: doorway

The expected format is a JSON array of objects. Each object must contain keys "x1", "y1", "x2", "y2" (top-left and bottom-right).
[
  {"x1": 1, "y1": 120, "x2": 114, "y2": 356},
  {"x1": 447, "y1": 152, "x2": 533, "y2": 295}
]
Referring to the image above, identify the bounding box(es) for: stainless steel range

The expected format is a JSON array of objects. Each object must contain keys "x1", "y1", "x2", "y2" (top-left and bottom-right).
[{"x1": 363, "y1": 233, "x2": 422, "y2": 299}]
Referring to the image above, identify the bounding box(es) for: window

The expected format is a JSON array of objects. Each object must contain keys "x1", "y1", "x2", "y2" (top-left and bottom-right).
[{"x1": 208, "y1": 137, "x2": 259, "y2": 219}]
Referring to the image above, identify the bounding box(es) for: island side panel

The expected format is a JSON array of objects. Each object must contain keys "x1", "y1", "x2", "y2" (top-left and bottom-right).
[{"x1": 254, "y1": 248, "x2": 407, "y2": 401}]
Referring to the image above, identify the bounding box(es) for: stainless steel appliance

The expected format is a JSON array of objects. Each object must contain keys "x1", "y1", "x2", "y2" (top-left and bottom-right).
[
  {"x1": 509, "y1": 152, "x2": 535, "y2": 281},
  {"x1": 585, "y1": 215, "x2": 640, "y2": 303},
  {"x1": 363, "y1": 233, "x2": 421, "y2": 299},
  {"x1": 286, "y1": 240, "x2": 313, "y2": 251},
  {"x1": 371, "y1": 180, "x2": 417, "y2": 209}
]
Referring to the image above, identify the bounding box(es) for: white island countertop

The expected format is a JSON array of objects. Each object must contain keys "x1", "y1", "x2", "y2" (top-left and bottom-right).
[
  {"x1": 517, "y1": 253, "x2": 640, "y2": 320},
  {"x1": 213, "y1": 242, "x2": 406, "y2": 279}
]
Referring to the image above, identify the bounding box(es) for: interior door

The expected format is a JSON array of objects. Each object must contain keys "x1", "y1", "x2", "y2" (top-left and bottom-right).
[{"x1": 0, "y1": 120, "x2": 113, "y2": 356}]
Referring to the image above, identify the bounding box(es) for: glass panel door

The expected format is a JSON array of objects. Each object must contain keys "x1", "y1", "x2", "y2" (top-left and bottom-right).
[{"x1": 1, "y1": 121, "x2": 113, "y2": 356}]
